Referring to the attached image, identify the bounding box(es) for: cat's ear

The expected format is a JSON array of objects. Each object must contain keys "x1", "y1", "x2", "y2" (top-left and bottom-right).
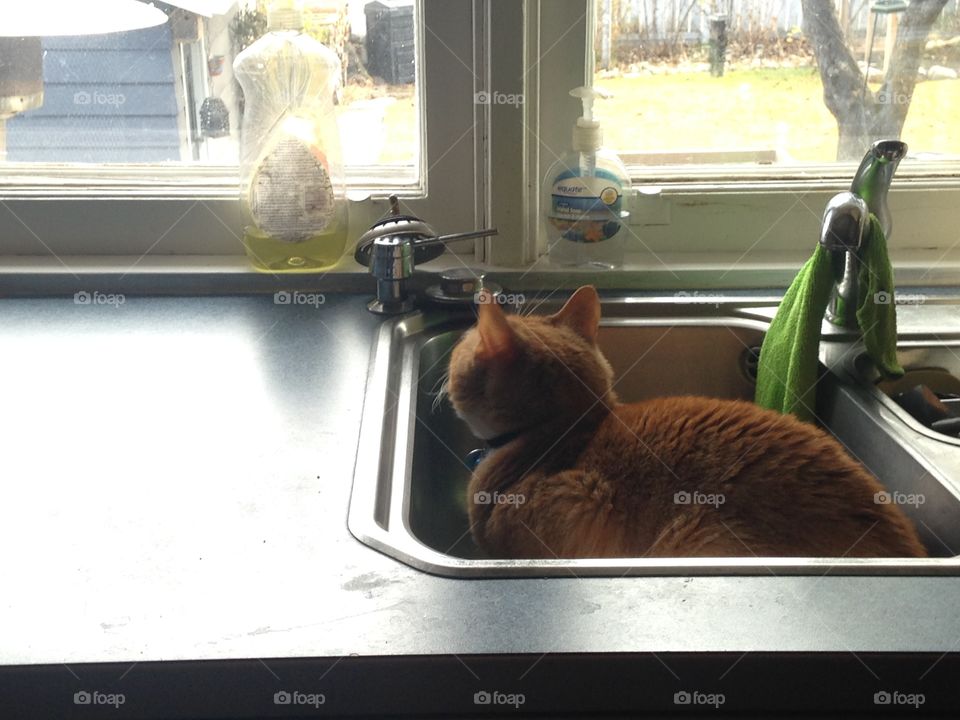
[
  {"x1": 552, "y1": 285, "x2": 601, "y2": 343},
  {"x1": 476, "y1": 291, "x2": 517, "y2": 361}
]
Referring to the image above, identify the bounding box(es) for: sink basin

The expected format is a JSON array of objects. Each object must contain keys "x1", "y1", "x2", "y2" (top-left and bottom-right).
[
  {"x1": 854, "y1": 341, "x2": 960, "y2": 448},
  {"x1": 350, "y1": 297, "x2": 960, "y2": 576}
]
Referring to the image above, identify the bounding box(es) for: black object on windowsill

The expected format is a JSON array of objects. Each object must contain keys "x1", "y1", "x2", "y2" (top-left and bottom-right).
[{"x1": 200, "y1": 97, "x2": 230, "y2": 138}]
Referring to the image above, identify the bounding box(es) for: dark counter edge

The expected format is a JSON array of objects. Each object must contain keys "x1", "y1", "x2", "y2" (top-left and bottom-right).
[{"x1": 1, "y1": 652, "x2": 956, "y2": 718}]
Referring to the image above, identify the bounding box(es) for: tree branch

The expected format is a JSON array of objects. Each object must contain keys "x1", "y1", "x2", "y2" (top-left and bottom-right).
[
  {"x1": 882, "y1": 0, "x2": 949, "y2": 130},
  {"x1": 803, "y1": 0, "x2": 947, "y2": 158},
  {"x1": 801, "y1": 0, "x2": 865, "y2": 126}
]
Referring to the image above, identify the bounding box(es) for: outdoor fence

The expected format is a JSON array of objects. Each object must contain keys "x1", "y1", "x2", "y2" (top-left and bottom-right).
[{"x1": 597, "y1": 0, "x2": 960, "y2": 63}]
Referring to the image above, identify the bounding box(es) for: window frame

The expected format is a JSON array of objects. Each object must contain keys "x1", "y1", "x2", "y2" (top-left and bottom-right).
[
  {"x1": 524, "y1": 0, "x2": 960, "y2": 279},
  {"x1": 0, "y1": 0, "x2": 479, "y2": 260},
  {"x1": 0, "y1": 0, "x2": 958, "y2": 282}
]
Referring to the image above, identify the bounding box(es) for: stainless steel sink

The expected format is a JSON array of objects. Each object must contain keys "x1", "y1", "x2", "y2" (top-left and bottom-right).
[
  {"x1": 350, "y1": 297, "x2": 960, "y2": 576},
  {"x1": 854, "y1": 341, "x2": 960, "y2": 448}
]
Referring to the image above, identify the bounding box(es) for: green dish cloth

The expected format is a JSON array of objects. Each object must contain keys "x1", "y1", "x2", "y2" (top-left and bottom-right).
[
  {"x1": 755, "y1": 214, "x2": 903, "y2": 423},
  {"x1": 856, "y1": 216, "x2": 903, "y2": 379}
]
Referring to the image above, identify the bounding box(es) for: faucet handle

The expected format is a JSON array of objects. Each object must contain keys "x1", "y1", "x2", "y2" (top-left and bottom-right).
[
  {"x1": 354, "y1": 195, "x2": 498, "y2": 268},
  {"x1": 357, "y1": 195, "x2": 500, "y2": 315},
  {"x1": 819, "y1": 192, "x2": 868, "y2": 252},
  {"x1": 354, "y1": 196, "x2": 441, "y2": 268}
]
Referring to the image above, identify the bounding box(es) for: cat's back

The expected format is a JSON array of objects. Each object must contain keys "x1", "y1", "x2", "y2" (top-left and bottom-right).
[
  {"x1": 572, "y1": 395, "x2": 926, "y2": 557},
  {"x1": 581, "y1": 395, "x2": 835, "y2": 481}
]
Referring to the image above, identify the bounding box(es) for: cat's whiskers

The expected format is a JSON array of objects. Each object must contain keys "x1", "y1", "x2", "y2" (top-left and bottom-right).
[
  {"x1": 429, "y1": 371, "x2": 450, "y2": 413},
  {"x1": 515, "y1": 294, "x2": 538, "y2": 318},
  {"x1": 520, "y1": 295, "x2": 542, "y2": 317},
  {"x1": 522, "y1": 287, "x2": 562, "y2": 317},
  {"x1": 514, "y1": 293, "x2": 535, "y2": 317}
]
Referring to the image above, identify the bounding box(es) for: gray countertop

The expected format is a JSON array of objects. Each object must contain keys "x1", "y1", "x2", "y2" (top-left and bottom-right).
[{"x1": 1, "y1": 291, "x2": 959, "y2": 717}]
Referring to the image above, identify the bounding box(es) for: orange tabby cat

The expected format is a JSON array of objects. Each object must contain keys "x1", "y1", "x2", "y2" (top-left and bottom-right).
[{"x1": 447, "y1": 286, "x2": 926, "y2": 558}]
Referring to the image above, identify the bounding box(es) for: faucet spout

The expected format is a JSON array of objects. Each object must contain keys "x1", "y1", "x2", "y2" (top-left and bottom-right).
[
  {"x1": 820, "y1": 140, "x2": 907, "y2": 329},
  {"x1": 820, "y1": 192, "x2": 868, "y2": 329},
  {"x1": 850, "y1": 139, "x2": 907, "y2": 241}
]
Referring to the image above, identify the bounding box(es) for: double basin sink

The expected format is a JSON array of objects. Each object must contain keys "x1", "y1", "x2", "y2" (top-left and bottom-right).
[{"x1": 349, "y1": 295, "x2": 960, "y2": 576}]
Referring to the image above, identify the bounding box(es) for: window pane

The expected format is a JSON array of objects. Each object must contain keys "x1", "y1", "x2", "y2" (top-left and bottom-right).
[
  {"x1": 592, "y1": 0, "x2": 959, "y2": 165},
  {"x1": 0, "y1": 0, "x2": 419, "y2": 183}
]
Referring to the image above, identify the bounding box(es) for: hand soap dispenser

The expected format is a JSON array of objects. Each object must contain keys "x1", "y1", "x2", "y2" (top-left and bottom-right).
[
  {"x1": 233, "y1": 0, "x2": 347, "y2": 272},
  {"x1": 543, "y1": 86, "x2": 631, "y2": 269}
]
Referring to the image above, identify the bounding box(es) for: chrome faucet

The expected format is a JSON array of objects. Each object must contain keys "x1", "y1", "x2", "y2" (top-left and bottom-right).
[
  {"x1": 354, "y1": 196, "x2": 498, "y2": 314},
  {"x1": 819, "y1": 139, "x2": 907, "y2": 328}
]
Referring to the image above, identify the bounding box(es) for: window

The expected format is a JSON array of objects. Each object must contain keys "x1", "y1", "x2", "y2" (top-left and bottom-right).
[
  {"x1": 592, "y1": 0, "x2": 960, "y2": 168},
  {"x1": 0, "y1": 0, "x2": 479, "y2": 259},
  {"x1": 1, "y1": 1, "x2": 421, "y2": 187},
  {"x1": 549, "y1": 0, "x2": 960, "y2": 279},
  {"x1": 1, "y1": 0, "x2": 958, "y2": 275}
]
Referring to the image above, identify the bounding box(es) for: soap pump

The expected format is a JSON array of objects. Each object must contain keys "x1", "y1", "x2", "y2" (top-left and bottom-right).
[{"x1": 543, "y1": 86, "x2": 631, "y2": 269}]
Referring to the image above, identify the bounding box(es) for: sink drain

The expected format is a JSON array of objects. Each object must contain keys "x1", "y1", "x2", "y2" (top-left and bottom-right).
[{"x1": 741, "y1": 346, "x2": 762, "y2": 383}]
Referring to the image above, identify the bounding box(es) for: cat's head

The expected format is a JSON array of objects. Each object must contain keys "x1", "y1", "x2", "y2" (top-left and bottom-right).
[{"x1": 447, "y1": 286, "x2": 615, "y2": 440}]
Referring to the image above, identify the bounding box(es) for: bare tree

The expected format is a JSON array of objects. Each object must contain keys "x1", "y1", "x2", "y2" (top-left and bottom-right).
[{"x1": 802, "y1": 0, "x2": 948, "y2": 160}]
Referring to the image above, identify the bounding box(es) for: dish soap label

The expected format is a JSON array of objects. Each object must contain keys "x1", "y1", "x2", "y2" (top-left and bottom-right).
[
  {"x1": 249, "y1": 135, "x2": 336, "y2": 243},
  {"x1": 548, "y1": 168, "x2": 624, "y2": 243}
]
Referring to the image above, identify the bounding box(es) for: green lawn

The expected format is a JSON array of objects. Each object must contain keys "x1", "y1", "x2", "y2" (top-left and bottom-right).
[
  {"x1": 339, "y1": 67, "x2": 958, "y2": 166},
  {"x1": 594, "y1": 67, "x2": 960, "y2": 163},
  {"x1": 339, "y1": 83, "x2": 416, "y2": 166}
]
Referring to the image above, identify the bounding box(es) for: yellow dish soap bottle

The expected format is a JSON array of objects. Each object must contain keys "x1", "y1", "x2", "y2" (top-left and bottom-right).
[{"x1": 233, "y1": 0, "x2": 347, "y2": 272}]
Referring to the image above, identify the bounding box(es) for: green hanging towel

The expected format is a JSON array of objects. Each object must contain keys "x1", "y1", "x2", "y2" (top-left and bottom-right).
[
  {"x1": 857, "y1": 215, "x2": 904, "y2": 378},
  {"x1": 754, "y1": 245, "x2": 834, "y2": 422},
  {"x1": 755, "y1": 214, "x2": 902, "y2": 423}
]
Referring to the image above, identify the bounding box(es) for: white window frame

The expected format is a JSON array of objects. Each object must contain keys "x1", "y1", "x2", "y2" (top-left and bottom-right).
[
  {"x1": 533, "y1": 1, "x2": 960, "y2": 282},
  {"x1": 1, "y1": 0, "x2": 959, "y2": 285},
  {"x1": 0, "y1": 0, "x2": 479, "y2": 260}
]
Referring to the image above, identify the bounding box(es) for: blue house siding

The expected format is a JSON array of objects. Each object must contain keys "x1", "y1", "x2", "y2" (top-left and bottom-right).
[{"x1": 6, "y1": 24, "x2": 182, "y2": 163}]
